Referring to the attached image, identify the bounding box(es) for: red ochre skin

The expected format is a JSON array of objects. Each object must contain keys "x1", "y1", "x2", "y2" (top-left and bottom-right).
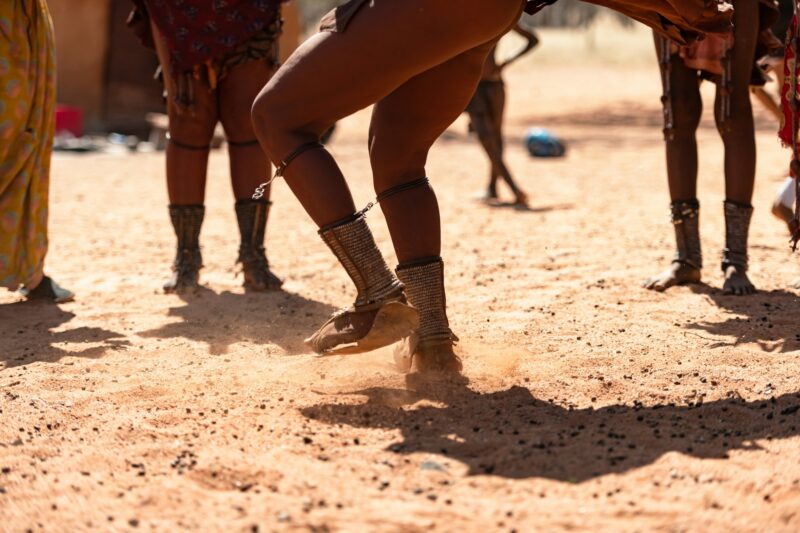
[
  {"x1": 251, "y1": 0, "x2": 527, "y2": 264},
  {"x1": 152, "y1": 23, "x2": 278, "y2": 206},
  {"x1": 468, "y1": 24, "x2": 539, "y2": 205}
]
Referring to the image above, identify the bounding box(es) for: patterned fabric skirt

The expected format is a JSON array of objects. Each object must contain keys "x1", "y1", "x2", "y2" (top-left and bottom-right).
[
  {"x1": 0, "y1": 0, "x2": 55, "y2": 289},
  {"x1": 159, "y1": 20, "x2": 283, "y2": 113}
]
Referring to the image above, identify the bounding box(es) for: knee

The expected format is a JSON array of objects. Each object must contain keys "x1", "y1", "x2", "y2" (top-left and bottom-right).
[
  {"x1": 666, "y1": 97, "x2": 701, "y2": 140},
  {"x1": 369, "y1": 137, "x2": 428, "y2": 191},
  {"x1": 221, "y1": 99, "x2": 257, "y2": 142},
  {"x1": 251, "y1": 86, "x2": 318, "y2": 162},
  {"x1": 251, "y1": 88, "x2": 283, "y2": 158},
  {"x1": 168, "y1": 107, "x2": 217, "y2": 146},
  {"x1": 716, "y1": 97, "x2": 753, "y2": 138}
]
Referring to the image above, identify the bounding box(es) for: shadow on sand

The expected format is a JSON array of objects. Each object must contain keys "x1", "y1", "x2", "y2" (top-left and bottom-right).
[
  {"x1": 476, "y1": 198, "x2": 575, "y2": 214},
  {"x1": 138, "y1": 287, "x2": 336, "y2": 355},
  {"x1": 684, "y1": 285, "x2": 800, "y2": 353},
  {"x1": 511, "y1": 102, "x2": 779, "y2": 133},
  {"x1": 302, "y1": 374, "x2": 800, "y2": 482},
  {"x1": 0, "y1": 301, "x2": 129, "y2": 369}
]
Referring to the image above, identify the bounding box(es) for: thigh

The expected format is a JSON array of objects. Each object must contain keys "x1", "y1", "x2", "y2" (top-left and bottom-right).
[
  {"x1": 653, "y1": 32, "x2": 703, "y2": 131},
  {"x1": 259, "y1": 0, "x2": 524, "y2": 137},
  {"x1": 716, "y1": 0, "x2": 759, "y2": 107},
  {"x1": 219, "y1": 59, "x2": 274, "y2": 141},
  {"x1": 373, "y1": 42, "x2": 495, "y2": 148},
  {"x1": 653, "y1": 35, "x2": 702, "y2": 104},
  {"x1": 151, "y1": 22, "x2": 219, "y2": 142},
  {"x1": 368, "y1": 41, "x2": 496, "y2": 186}
]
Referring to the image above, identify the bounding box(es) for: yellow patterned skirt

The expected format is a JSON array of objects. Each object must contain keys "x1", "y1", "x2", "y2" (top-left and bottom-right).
[{"x1": 0, "y1": 0, "x2": 55, "y2": 289}]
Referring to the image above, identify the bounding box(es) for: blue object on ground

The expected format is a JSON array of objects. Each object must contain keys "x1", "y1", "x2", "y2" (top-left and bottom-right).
[{"x1": 525, "y1": 127, "x2": 566, "y2": 158}]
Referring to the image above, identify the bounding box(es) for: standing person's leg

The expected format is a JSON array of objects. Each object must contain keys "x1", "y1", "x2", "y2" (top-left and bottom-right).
[
  {"x1": 715, "y1": 0, "x2": 759, "y2": 295},
  {"x1": 152, "y1": 24, "x2": 219, "y2": 293},
  {"x1": 644, "y1": 33, "x2": 704, "y2": 292},
  {"x1": 469, "y1": 80, "x2": 525, "y2": 204},
  {"x1": 488, "y1": 79, "x2": 528, "y2": 204},
  {"x1": 252, "y1": 0, "x2": 524, "y2": 361},
  {"x1": 219, "y1": 58, "x2": 283, "y2": 291},
  {"x1": 465, "y1": 84, "x2": 501, "y2": 200}
]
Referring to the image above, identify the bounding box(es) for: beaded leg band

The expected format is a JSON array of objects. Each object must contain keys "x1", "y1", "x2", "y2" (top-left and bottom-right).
[
  {"x1": 164, "y1": 204, "x2": 205, "y2": 293},
  {"x1": 394, "y1": 258, "x2": 461, "y2": 374},
  {"x1": 235, "y1": 199, "x2": 283, "y2": 291},
  {"x1": 721, "y1": 200, "x2": 753, "y2": 272},
  {"x1": 670, "y1": 199, "x2": 702, "y2": 270},
  {"x1": 396, "y1": 257, "x2": 456, "y2": 346},
  {"x1": 306, "y1": 214, "x2": 417, "y2": 355},
  {"x1": 258, "y1": 143, "x2": 433, "y2": 355},
  {"x1": 168, "y1": 137, "x2": 211, "y2": 151},
  {"x1": 319, "y1": 214, "x2": 404, "y2": 307}
]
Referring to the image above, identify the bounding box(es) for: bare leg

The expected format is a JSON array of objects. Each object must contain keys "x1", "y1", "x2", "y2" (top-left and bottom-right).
[
  {"x1": 715, "y1": 0, "x2": 758, "y2": 295},
  {"x1": 219, "y1": 58, "x2": 283, "y2": 291},
  {"x1": 644, "y1": 33, "x2": 703, "y2": 292},
  {"x1": 370, "y1": 43, "x2": 497, "y2": 263},
  {"x1": 251, "y1": 0, "x2": 525, "y2": 227},
  {"x1": 219, "y1": 58, "x2": 275, "y2": 201},
  {"x1": 152, "y1": 23, "x2": 217, "y2": 205},
  {"x1": 468, "y1": 81, "x2": 527, "y2": 204},
  {"x1": 487, "y1": 80, "x2": 527, "y2": 204},
  {"x1": 152, "y1": 23, "x2": 217, "y2": 292},
  {"x1": 467, "y1": 83, "x2": 501, "y2": 200},
  {"x1": 370, "y1": 43, "x2": 520, "y2": 372},
  {"x1": 251, "y1": 0, "x2": 524, "y2": 365}
]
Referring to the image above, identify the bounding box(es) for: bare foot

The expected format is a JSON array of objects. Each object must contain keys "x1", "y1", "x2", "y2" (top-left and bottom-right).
[
  {"x1": 789, "y1": 277, "x2": 800, "y2": 290},
  {"x1": 477, "y1": 190, "x2": 499, "y2": 206},
  {"x1": 643, "y1": 262, "x2": 701, "y2": 292},
  {"x1": 722, "y1": 265, "x2": 756, "y2": 295},
  {"x1": 513, "y1": 190, "x2": 529, "y2": 207}
]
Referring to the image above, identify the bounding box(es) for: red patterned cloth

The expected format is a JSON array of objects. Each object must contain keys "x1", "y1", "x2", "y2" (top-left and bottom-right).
[
  {"x1": 527, "y1": 0, "x2": 733, "y2": 44},
  {"x1": 138, "y1": 0, "x2": 284, "y2": 73},
  {"x1": 779, "y1": 12, "x2": 798, "y2": 148},
  {"x1": 779, "y1": 8, "x2": 800, "y2": 247}
]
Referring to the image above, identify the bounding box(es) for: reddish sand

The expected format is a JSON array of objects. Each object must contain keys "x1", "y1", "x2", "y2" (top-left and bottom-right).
[{"x1": 2, "y1": 26, "x2": 800, "y2": 532}]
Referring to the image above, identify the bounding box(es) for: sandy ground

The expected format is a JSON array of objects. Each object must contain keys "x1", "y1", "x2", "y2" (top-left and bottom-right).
[{"x1": 2, "y1": 23, "x2": 800, "y2": 532}]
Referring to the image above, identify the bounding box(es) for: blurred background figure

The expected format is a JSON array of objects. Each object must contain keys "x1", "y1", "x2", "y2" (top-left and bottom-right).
[
  {"x1": 0, "y1": 0, "x2": 74, "y2": 303},
  {"x1": 643, "y1": 0, "x2": 781, "y2": 296},
  {"x1": 128, "y1": 0, "x2": 286, "y2": 293},
  {"x1": 466, "y1": 24, "x2": 539, "y2": 207},
  {"x1": 766, "y1": 0, "x2": 798, "y2": 240}
]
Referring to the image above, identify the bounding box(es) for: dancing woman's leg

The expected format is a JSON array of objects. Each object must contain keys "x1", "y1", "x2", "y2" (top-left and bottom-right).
[
  {"x1": 367, "y1": 41, "x2": 504, "y2": 372},
  {"x1": 251, "y1": 0, "x2": 525, "y2": 363}
]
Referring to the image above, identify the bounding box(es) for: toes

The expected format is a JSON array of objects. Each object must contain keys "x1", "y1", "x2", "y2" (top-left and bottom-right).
[
  {"x1": 722, "y1": 284, "x2": 734, "y2": 295},
  {"x1": 643, "y1": 277, "x2": 672, "y2": 292},
  {"x1": 724, "y1": 282, "x2": 756, "y2": 296},
  {"x1": 643, "y1": 277, "x2": 664, "y2": 290}
]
